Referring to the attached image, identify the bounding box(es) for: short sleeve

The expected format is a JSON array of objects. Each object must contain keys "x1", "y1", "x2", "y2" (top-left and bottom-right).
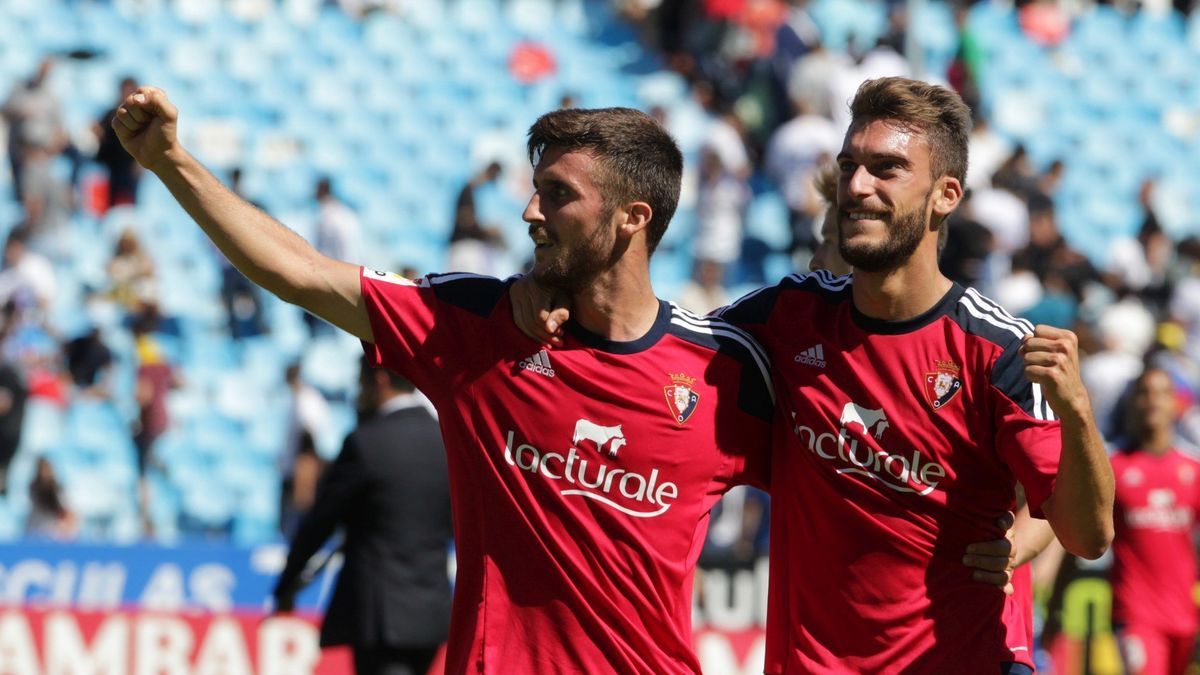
[
  {"x1": 990, "y1": 341, "x2": 1061, "y2": 516},
  {"x1": 712, "y1": 283, "x2": 781, "y2": 342},
  {"x1": 359, "y1": 269, "x2": 509, "y2": 399}
]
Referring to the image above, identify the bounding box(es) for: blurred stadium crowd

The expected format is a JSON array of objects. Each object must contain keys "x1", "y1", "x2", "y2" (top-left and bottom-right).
[{"x1": 2, "y1": 0, "x2": 1200, "y2": 666}]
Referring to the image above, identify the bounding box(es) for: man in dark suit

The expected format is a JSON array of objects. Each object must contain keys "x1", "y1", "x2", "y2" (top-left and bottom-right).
[{"x1": 274, "y1": 356, "x2": 453, "y2": 675}]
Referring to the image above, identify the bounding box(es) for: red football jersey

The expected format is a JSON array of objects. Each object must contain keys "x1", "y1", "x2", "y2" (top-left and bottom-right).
[
  {"x1": 360, "y1": 269, "x2": 774, "y2": 674},
  {"x1": 1110, "y1": 448, "x2": 1200, "y2": 633},
  {"x1": 1006, "y1": 565, "x2": 1034, "y2": 661},
  {"x1": 719, "y1": 271, "x2": 1061, "y2": 673}
]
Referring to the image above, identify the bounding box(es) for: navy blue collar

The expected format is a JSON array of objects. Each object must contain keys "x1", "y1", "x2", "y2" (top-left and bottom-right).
[
  {"x1": 564, "y1": 300, "x2": 671, "y2": 354},
  {"x1": 850, "y1": 283, "x2": 965, "y2": 335}
]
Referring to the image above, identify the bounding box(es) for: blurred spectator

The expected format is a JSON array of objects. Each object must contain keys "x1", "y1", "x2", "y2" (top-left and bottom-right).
[
  {"x1": 678, "y1": 259, "x2": 730, "y2": 315},
  {"x1": 772, "y1": 0, "x2": 821, "y2": 79},
  {"x1": 93, "y1": 77, "x2": 142, "y2": 210},
  {"x1": 219, "y1": 168, "x2": 267, "y2": 339},
  {"x1": 991, "y1": 145, "x2": 1040, "y2": 200},
  {"x1": 106, "y1": 228, "x2": 157, "y2": 311},
  {"x1": 1034, "y1": 159, "x2": 1065, "y2": 201},
  {"x1": 1011, "y1": 197, "x2": 1097, "y2": 300},
  {"x1": 315, "y1": 176, "x2": 361, "y2": 263},
  {"x1": 280, "y1": 362, "x2": 331, "y2": 535},
  {"x1": 1109, "y1": 367, "x2": 1199, "y2": 675},
  {"x1": 0, "y1": 355, "x2": 26, "y2": 496},
  {"x1": 1083, "y1": 299, "x2": 1158, "y2": 439},
  {"x1": 65, "y1": 328, "x2": 113, "y2": 398},
  {"x1": 698, "y1": 87, "x2": 752, "y2": 181},
  {"x1": 969, "y1": 172, "x2": 1030, "y2": 258},
  {"x1": 283, "y1": 431, "x2": 324, "y2": 538},
  {"x1": 2, "y1": 58, "x2": 67, "y2": 203},
  {"x1": 786, "y1": 37, "x2": 853, "y2": 121},
  {"x1": 940, "y1": 194, "x2": 997, "y2": 290},
  {"x1": 764, "y1": 96, "x2": 839, "y2": 254},
  {"x1": 878, "y1": 3, "x2": 907, "y2": 54},
  {"x1": 274, "y1": 358, "x2": 451, "y2": 675},
  {"x1": 304, "y1": 177, "x2": 362, "y2": 334},
  {"x1": 447, "y1": 161, "x2": 507, "y2": 275},
  {"x1": 1171, "y1": 267, "x2": 1200, "y2": 367},
  {"x1": 965, "y1": 117, "x2": 1012, "y2": 192},
  {"x1": 3, "y1": 58, "x2": 73, "y2": 256},
  {"x1": 26, "y1": 456, "x2": 76, "y2": 539},
  {"x1": 946, "y1": 4, "x2": 983, "y2": 114},
  {"x1": 807, "y1": 162, "x2": 851, "y2": 276},
  {"x1": 694, "y1": 145, "x2": 749, "y2": 272},
  {"x1": 1022, "y1": 270, "x2": 1079, "y2": 329},
  {"x1": 132, "y1": 308, "x2": 178, "y2": 478},
  {"x1": 0, "y1": 227, "x2": 56, "y2": 321},
  {"x1": 699, "y1": 486, "x2": 769, "y2": 569},
  {"x1": 993, "y1": 257, "x2": 1044, "y2": 318},
  {"x1": 1107, "y1": 178, "x2": 1174, "y2": 309},
  {"x1": 826, "y1": 40, "x2": 910, "y2": 133},
  {"x1": 857, "y1": 36, "x2": 910, "y2": 80}
]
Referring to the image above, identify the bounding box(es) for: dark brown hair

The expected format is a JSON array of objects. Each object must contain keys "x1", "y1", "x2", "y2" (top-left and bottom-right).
[
  {"x1": 849, "y1": 77, "x2": 972, "y2": 185},
  {"x1": 527, "y1": 107, "x2": 683, "y2": 255}
]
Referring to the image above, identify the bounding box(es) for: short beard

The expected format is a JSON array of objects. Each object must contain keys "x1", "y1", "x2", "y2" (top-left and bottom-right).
[
  {"x1": 838, "y1": 197, "x2": 930, "y2": 273},
  {"x1": 531, "y1": 213, "x2": 618, "y2": 294}
]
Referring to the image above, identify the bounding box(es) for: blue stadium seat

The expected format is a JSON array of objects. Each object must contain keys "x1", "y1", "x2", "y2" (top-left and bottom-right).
[
  {"x1": 745, "y1": 192, "x2": 792, "y2": 253},
  {"x1": 0, "y1": 498, "x2": 21, "y2": 540}
]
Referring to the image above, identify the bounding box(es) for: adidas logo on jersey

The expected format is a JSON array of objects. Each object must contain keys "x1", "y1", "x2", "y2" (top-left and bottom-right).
[
  {"x1": 519, "y1": 350, "x2": 556, "y2": 378},
  {"x1": 794, "y1": 344, "x2": 826, "y2": 368}
]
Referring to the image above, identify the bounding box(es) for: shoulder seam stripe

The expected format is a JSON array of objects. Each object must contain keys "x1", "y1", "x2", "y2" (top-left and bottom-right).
[
  {"x1": 669, "y1": 307, "x2": 772, "y2": 367},
  {"x1": 429, "y1": 272, "x2": 491, "y2": 284},
  {"x1": 802, "y1": 271, "x2": 851, "y2": 292},
  {"x1": 671, "y1": 306, "x2": 770, "y2": 350},
  {"x1": 966, "y1": 288, "x2": 1035, "y2": 332},
  {"x1": 668, "y1": 317, "x2": 775, "y2": 405},
  {"x1": 714, "y1": 283, "x2": 774, "y2": 317},
  {"x1": 958, "y1": 294, "x2": 1027, "y2": 340},
  {"x1": 964, "y1": 288, "x2": 1035, "y2": 334}
]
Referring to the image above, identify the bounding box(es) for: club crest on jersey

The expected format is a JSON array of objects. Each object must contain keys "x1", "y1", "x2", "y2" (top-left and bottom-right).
[
  {"x1": 663, "y1": 373, "x2": 700, "y2": 425},
  {"x1": 923, "y1": 361, "x2": 962, "y2": 411}
]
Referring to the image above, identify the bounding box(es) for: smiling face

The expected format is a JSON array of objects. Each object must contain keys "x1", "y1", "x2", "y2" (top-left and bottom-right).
[
  {"x1": 835, "y1": 119, "x2": 942, "y2": 273},
  {"x1": 523, "y1": 146, "x2": 620, "y2": 293}
]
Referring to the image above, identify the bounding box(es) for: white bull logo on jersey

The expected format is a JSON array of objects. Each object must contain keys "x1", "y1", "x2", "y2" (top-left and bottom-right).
[
  {"x1": 839, "y1": 403, "x2": 890, "y2": 439},
  {"x1": 572, "y1": 419, "x2": 627, "y2": 457},
  {"x1": 791, "y1": 400, "x2": 947, "y2": 497}
]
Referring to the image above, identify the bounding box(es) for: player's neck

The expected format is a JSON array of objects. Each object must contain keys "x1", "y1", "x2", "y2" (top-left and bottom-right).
[
  {"x1": 851, "y1": 245, "x2": 952, "y2": 321},
  {"x1": 1139, "y1": 430, "x2": 1173, "y2": 455},
  {"x1": 571, "y1": 266, "x2": 660, "y2": 342}
]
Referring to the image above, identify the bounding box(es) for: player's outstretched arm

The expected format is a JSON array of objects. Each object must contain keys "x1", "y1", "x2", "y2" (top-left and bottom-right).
[
  {"x1": 1021, "y1": 325, "x2": 1114, "y2": 559},
  {"x1": 111, "y1": 87, "x2": 371, "y2": 341}
]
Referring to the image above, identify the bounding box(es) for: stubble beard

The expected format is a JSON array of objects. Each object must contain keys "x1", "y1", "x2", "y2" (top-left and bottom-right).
[
  {"x1": 838, "y1": 196, "x2": 932, "y2": 273},
  {"x1": 531, "y1": 218, "x2": 618, "y2": 295}
]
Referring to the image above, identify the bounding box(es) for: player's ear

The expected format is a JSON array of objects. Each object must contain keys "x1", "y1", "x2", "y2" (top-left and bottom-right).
[
  {"x1": 931, "y1": 176, "x2": 963, "y2": 218},
  {"x1": 617, "y1": 201, "x2": 652, "y2": 238}
]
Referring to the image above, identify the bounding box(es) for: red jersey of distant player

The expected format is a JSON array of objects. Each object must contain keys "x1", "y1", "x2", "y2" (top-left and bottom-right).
[
  {"x1": 359, "y1": 269, "x2": 774, "y2": 674},
  {"x1": 718, "y1": 270, "x2": 1061, "y2": 673},
  {"x1": 1110, "y1": 447, "x2": 1200, "y2": 662}
]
